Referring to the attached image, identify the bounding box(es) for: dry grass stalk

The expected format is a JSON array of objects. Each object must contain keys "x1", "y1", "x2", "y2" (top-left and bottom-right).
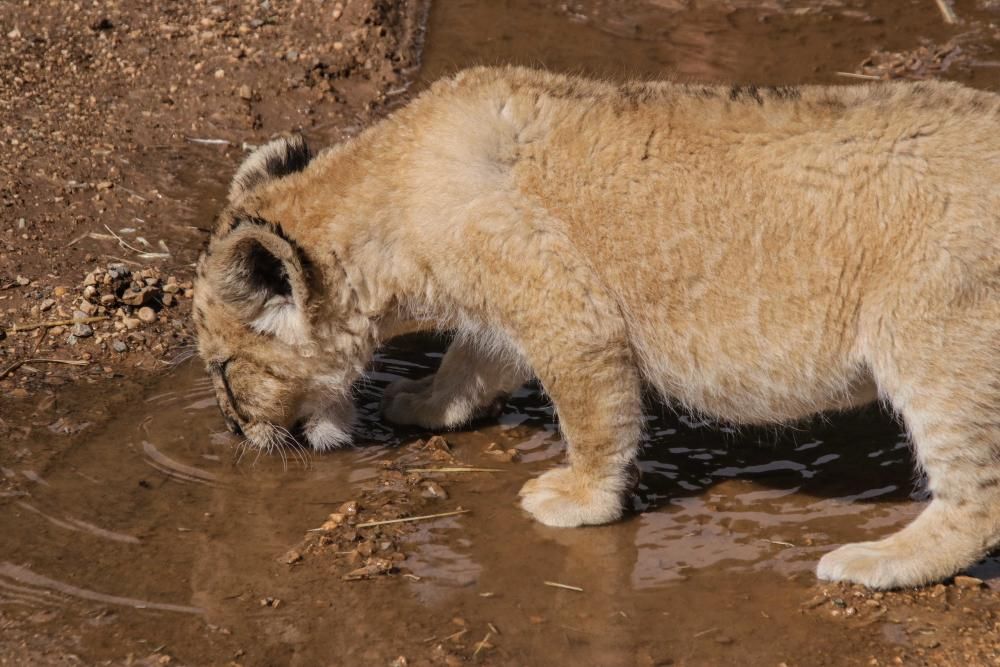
[
  {"x1": 0, "y1": 357, "x2": 89, "y2": 380},
  {"x1": 472, "y1": 631, "x2": 493, "y2": 658},
  {"x1": 834, "y1": 71, "x2": 880, "y2": 80},
  {"x1": 407, "y1": 467, "x2": 505, "y2": 473},
  {"x1": 934, "y1": 0, "x2": 958, "y2": 24},
  {"x1": 543, "y1": 580, "x2": 584, "y2": 592},
  {"x1": 355, "y1": 509, "x2": 470, "y2": 529},
  {"x1": 6, "y1": 316, "x2": 108, "y2": 334}
]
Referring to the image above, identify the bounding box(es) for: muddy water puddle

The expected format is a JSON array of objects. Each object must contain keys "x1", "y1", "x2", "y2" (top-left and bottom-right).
[{"x1": 4, "y1": 339, "x2": 995, "y2": 664}]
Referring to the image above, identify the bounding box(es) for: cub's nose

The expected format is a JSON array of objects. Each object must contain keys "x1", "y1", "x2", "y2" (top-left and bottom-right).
[{"x1": 223, "y1": 414, "x2": 244, "y2": 437}]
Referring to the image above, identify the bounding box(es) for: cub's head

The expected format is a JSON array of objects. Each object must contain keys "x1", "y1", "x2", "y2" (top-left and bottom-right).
[{"x1": 194, "y1": 136, "x2": 371, "y2": 453}]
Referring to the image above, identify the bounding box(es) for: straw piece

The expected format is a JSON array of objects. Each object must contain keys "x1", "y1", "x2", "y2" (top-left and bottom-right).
[
  {"x1": 543, "y1": 580, "x2": 584, "y2": 592},
  {"x1": 834, "y1": 71, "x2": 881, "y2": 81},
  {"x1": 355, "y1": 509, "x2": 470, "y2": 529},
  {"x1": 406, "y1": 467, "x2": 505, "y2": 473},
  {"x1": 6, "y1": 316, "x2": 108, "y2": 334},
  {"x1": 934, "y1": 0, "x2": 958, "y2": 24}
]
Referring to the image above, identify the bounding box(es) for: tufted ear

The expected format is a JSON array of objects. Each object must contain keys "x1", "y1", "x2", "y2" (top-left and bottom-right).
[
  {"x1": 228, "y1": 135, "x2": 312, "y2": 204},
  {"x1": 205, "y1": 222, "x2": 314, "y2": 343}
]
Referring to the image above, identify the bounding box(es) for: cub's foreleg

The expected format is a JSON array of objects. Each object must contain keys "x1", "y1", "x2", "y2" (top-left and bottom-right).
[
  {"x1": 382, "y1": 337, "x2": 529, "y2": 429},
  {"x1": 428, "y1": 200, "x2": 644, "y2": 527}
]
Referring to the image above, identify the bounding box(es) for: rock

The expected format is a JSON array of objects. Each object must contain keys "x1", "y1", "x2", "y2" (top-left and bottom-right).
[
  {"x1": 48, "y1": 326, "x2": 65, "y2": 336},
  {"x1": 112, "y1": 340, "x2": 127, "y2": 353},
  {"x1": 95, "y1": 181, "x2": 113, "y2": 191},
  {"x1": 343, "y1": 557, "x2": 394, "y2": 581},
  {"x1": 15, "y1": 275, "x2": 29, "y2": 286},
  {"x1": 425, "y1": 435, "x2": 451, "y2": 453},
  {"x1": 40, "y1": 298, "x2": 55, "y2": 311},
  {"x1": 279, "y1": 549, "x2": 303, "y2": 565},
  {"x1": 53, "y1": 286, "x2": 69, "y2": 297},
  {"x1": 214, "y1": 68, "x2": 225, "y2": 79},
  {"x1": 238, "y1": 84, "x2": 253, "y2": 100},
  {"x1": 954, "y1": 575, "x2": 984, "y2": 589},
  {"x1": 137, "y1": 307, "x2": 157, "y2": 323},
  {"x1": 123, "y1": 317, "x2": 142, "y2": 330},
  {"x1": 100, "y1": 294, "x2": 116, "y2": 306},
  {"x1": 318, "y1": 512, "x2": 345, "y2": 531},
  {"x1": 339, "y1": 500, "x2": 359, "y2": 516},
  {"x1": 77, "y1": 301, "x2": 96, "y2": 315},
  {"x1": 162, "y1": 293, "x2": 174, "y2": 307},
  {"x1": 485, "y1": 442, "x2": 520, "y2": 463},
  {"x1": 122, "y1": 286, "x2": 159, "y2": 306},
  {"x1": 70, "y1": 323, "x2": 94, "y2": 338},
  {"x1": 421, "y1": 481, "x2": 448, "y2": 500},
  {"x1": 83, "y1": 273, "x2": 98, "y2": 287},
  {"x1": 82, "y1": 285, "x2": 98, "y2": 300}
]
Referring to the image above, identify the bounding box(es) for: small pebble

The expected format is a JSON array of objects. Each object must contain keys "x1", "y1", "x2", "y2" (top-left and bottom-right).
[
  {"x1": 137, "y1": 307, "x2": 157, "y2": 323},
  {"x1": 954, "y1": 575, "x2": 984, "y2": 589}
]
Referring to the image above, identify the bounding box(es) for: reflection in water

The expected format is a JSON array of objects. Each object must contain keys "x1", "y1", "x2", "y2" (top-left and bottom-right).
[
  {"x1": 2, "y1": 339, "x2": 987, "y2": 619},
  {"x1": 0, "y1": 562, "x2": 202, "y2": 615}
]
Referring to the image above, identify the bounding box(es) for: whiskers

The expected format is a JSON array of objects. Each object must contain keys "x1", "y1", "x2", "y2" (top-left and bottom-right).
[
  {"x1": 167, "y1": 344, "x2": 200, "y2": 367},
  {"x1": 230, "y1": 423, "x2": 312, "y2": 471}
]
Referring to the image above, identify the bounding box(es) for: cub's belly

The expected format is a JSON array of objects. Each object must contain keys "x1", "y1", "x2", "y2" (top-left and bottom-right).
[{"x1": 633, "y1": 334, "x2": 875, "y2": 425}]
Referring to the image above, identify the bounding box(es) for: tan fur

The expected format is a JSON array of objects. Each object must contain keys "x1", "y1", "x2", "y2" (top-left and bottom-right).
[{"x1": 195, "y1": 67, "x2": 1000, "y2": 589}]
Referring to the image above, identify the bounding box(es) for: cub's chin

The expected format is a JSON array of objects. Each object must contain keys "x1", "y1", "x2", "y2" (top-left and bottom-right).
[
  {"x1": 302, "y1": 418, "x2": 354, "y2": 451},
  {"x1": 299, "y1": 400, "x2": 357, "y2": 451}
]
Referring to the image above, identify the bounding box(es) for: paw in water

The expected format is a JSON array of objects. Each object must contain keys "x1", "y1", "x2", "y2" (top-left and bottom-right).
[{"x1": 519, "y1": 467, "x2": 624, "y2": 528}]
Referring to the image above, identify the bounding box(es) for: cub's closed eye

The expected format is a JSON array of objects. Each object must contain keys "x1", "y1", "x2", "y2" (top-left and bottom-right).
[{"x1": 209, "y1": 358, "x2": 233, "y2": 374}]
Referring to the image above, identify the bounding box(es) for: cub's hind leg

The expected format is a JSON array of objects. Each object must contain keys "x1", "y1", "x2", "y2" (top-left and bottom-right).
[
  {"x1": 382, "y1": 337, "x2": 529, "y2": 429},
  {"x1": 818, "y1": 303, "x2": 1000, "y2": 588}
]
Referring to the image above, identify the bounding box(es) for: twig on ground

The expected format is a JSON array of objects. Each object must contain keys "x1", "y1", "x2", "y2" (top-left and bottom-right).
[
  {"x1": 472, "y1": 631, "x2": 493, "y2": 658},
  {"x1": 763, "y1": 539, "x2": 795, "y2": 548},
  {"x1": 118, "y1": 186, "x2": 148, "y2": 201},
  {"x1": 406, "y1": 467, "x2": 505, "y2": 473},
  {"x1": 5, "y1": 316, "x2": 108, "y2": 334},
  {"x1": 934, "y1": 0, "x2": 958, "y2": 23},
  {"x1": 0, "y1": 357, "x2": 89, "y2": 380},
  {"x1": 544, "y1": 581, "x2": 584, "y2": 592},
  {"x1": 103, "y1": 224, "x2": 146, "y2": 254},
  {"x1": 834, "y1": 71, "x2": 881, "y2": 80},
  {"x1": 355, "y1": 509, "x2": 470, "y2": 529},
  {"x1": 184, "y1": 137, "x2": 231, "y2": 146},
  {"x1": 102, "y1": 254, "x2": 143, "y2": 267}
]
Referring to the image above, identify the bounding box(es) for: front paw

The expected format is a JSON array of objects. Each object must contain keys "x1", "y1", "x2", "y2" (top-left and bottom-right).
[
  {"x1": 816, "y1": 539, "x2": 939, "y2": 589},
  {"x1": 519, "y1": 467, "x2": 624, "y2": 527}
]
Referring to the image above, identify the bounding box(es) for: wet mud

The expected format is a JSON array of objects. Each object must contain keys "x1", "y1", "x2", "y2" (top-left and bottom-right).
[{"x1": 4, "y1": 1, "x2": 1000, "y2": 665}]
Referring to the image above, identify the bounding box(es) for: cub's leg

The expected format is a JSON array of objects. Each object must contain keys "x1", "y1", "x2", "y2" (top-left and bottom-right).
[
  {"x1": 818, "y1": 304, "x2": 1000, "y2": 588},
  {"x1": 453, "y1": 211, "x2": 643, "y2": 528},
  {"x1": 516, "y1": 337, "x2": 643, "y2": 527},
  {"x1": 382, "y1": 338, "x2": 529, "y2": 429}
]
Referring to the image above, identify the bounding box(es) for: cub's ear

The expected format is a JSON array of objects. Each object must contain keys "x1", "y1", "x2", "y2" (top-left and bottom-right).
[
  {"x1": 203, "y1": 221, "x2": 314, "y2": 343},
  {"x1": 228, "y1": 135, "x2": 312, "y2": 204}
]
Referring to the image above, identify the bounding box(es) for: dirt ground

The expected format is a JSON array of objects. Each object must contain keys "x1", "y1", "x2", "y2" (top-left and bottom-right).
[{"x1": 2, "y1": 0, "x2": 1000, "y2": 665}]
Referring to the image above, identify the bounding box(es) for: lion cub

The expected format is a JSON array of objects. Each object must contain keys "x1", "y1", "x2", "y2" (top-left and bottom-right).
[{"x1": 195, "y1": 67, "x2": 1000, "y2": 589}]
